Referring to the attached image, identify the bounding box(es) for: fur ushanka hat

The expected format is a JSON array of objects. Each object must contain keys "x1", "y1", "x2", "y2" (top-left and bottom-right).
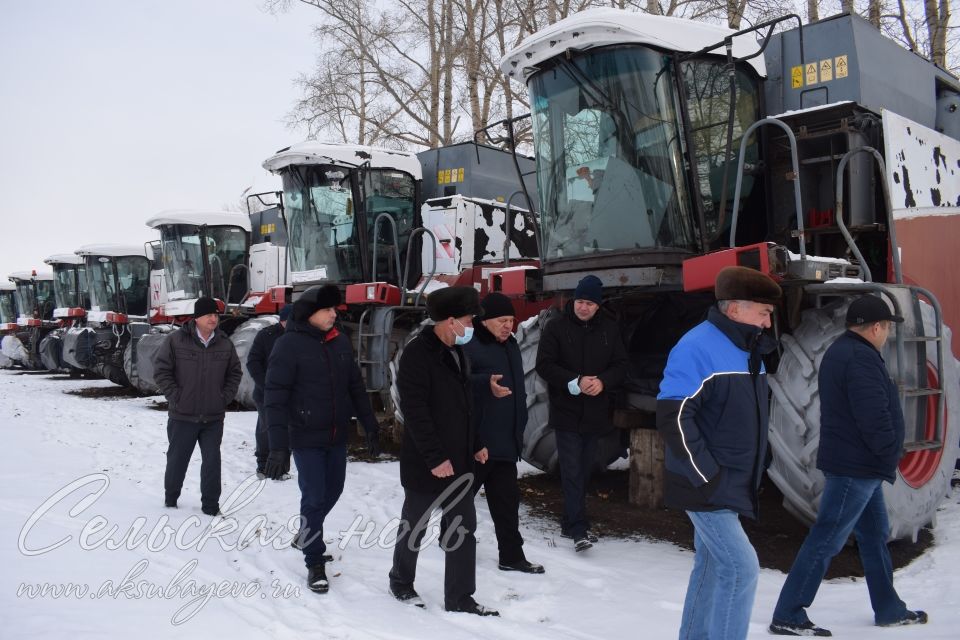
[
  {"x1": 426, "y1": 286, "x2": 482, "y2": 321},
  {"x1": 714, "y1": 266, "x2": 782, "y2": 305}
]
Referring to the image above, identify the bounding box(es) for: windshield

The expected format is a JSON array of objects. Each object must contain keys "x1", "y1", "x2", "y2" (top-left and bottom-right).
[
  {"x1": 159, "y1": 225, "x2": 247, "y2": 303},
  {"x1": 529, "y1": 46, "x2": 695, "y2": 261},
  {"x1": 53, "y1": 265, "x2": 88, "y2": 309},
  {"x1": 116, "y1": 256, "x2": 150, "y2": 316},
  {"x1": 86, "y1": 257, "x2": 119, "y2": 312},
  {"x1": 14, "y1": 282, "x2": 36, "y2": 318},
  {"x1": 283, "y1": 165, "x2": 363, "y2": 283},
  {"x1": 365, "y1": 169, "x2": 417, "y2": 283},
  {"x1": 0, "y1": 292, "x2": 15, "y2": 323},
  {"x1": 679, "y1": 58, "x2": 761, "y2": 242}
]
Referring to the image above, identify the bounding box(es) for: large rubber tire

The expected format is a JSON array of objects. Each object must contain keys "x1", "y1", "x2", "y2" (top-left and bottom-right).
[
  {"x1": 769, "y1": 300, "x2": 960, "y2": 541},
  {"x1": 517, "y1": 311, "x2": 626, "y2": 475},
  {"x1": 2, "y1": 335, "x2": 30, "y2": 367},
  {"x1": 231, "y1": 316, "x2": 279, "y2": 409},
  {"x1": 123, "y1": 332, "x2": 167, "y2": 395},
  {"x1": 387, "y1": 319, "x2": 431, "y2": 427}
]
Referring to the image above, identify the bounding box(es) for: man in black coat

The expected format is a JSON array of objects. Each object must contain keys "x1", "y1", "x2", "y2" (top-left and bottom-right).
[
  {"x1": 264, "y1": 285, "x2": 380, "y2": 595},
  {"x1": 245, "y1": 303, "x2": 291, "y2": 478},
  {"x1": 154, "y1": 296, "x2": 242, "y2": 516},
  {"x1": 388, "y1": 286, "x2": 498, "y2": 616},
  {"x1": 464, "y1": 292, "x2": 544, "y2": 574},
  {"x1": 771, "y1": 295, "x2": 926, "y2": 635},
  {"x1": 535, "y1": 275, "x2": 628, "y2": 552}
]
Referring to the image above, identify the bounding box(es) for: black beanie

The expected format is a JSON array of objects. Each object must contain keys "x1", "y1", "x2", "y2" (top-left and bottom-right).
[
  {"x1": 193, "y1": 296, "x2": 219, "y2": 318},
  {"x1": 426, "y1": 286, "x2": 482, "y2": 321},
  {"x1": 573, "y1": 275, "x2": 603, "y2": 305},
  {"x1": 480, "y1": 292, "x2": 516, "y2": 320},
  {"x1": 715, "y1": 266, "x2": 782, "y2": 305},
  {"x1": 292, "y1": 285, "x2": 341, "y2": 322}
]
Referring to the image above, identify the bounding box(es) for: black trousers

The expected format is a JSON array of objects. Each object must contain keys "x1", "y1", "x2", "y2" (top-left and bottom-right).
[
  {"x1": 555, "y1": 429, "x2": 597, "y2": 538},
  {"x1": 253, "y1": 401, "x2": 269, "y2": 470},
  {"x1": 389, "y1": 479, "x2": 477, "y2": 609},
  {"x1": 473, "y1": 460, "x2": 525, "y2": 563},
  {"x1": 164, "y1": 417, "x2": 223, "y2": 509}
]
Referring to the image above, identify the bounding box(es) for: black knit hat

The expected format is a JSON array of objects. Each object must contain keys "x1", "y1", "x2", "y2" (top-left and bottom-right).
[
  {"x1": 292, "y1": 285, "x2": 341, "y2": 322},
  {"x1": 715, "y1": 267, "x2": 782, "y2": 305},
  {"x1": 426, "y1": 286, "x2": 482, "y2": 321},
  {"x1": 480, "y1": 292, "x2": 516, "y2": 320},
  {"x1": 573, "y1": 275, "x2": 603, "y2": 305},
  {"x1": 193, "y1": 296, "x2": 219, "y2": 318}
]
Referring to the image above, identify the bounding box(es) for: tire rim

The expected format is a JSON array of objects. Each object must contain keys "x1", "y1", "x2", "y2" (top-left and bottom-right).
[{"x1": 899, "y1": 364, "x2": 946, "y2": 488}]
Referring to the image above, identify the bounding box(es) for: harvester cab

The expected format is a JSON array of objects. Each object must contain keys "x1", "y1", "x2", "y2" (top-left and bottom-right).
[
  {"x1": 501, "y1": 9, "x2": 960, "y2": 539},
  {"x1": 38, "y1": 253, "x2": 89, "y2": 373},
  {"x1": 2, "y1": 270, "x2": 55, "y2": 369},
  {"x1": 0, "y1": 281, "x2": 17, "y2": 368}
]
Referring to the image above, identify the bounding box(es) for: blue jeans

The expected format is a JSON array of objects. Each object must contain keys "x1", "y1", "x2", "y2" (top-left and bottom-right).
[
  {"x1": 681, "y1": 509, "x2": 759, "y2": 640},
  {"x1": 293, "y1": 445, "x2": 347, "y2": 567},
  {"x1": 555, "y1": 429, "x2": 598, "y2": 538},
  {"x1": 773, "y1": 474, "x2": 907, "y2": 625}
]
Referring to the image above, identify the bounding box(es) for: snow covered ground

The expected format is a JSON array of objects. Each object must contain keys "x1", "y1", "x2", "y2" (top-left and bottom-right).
[{"x1": 1, "y1": 369, "x2": 958, "y2": 639}]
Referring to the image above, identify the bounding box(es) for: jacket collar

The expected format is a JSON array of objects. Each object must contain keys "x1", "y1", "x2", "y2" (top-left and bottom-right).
[
  {"x1": 708, "y1": 306, "x2": 777, "y2": 355},
  {"x1": 286, "y1": 318, "x2": 340, "y2": 343},
  {"x1": 563, "y1": 299, "x2": 598, "y2": 328},
  {"x1": 843, "y1": 329, "x2": 883, "y2": 357},
  {"x1": 182, "y1": 319, "x2": 225, "y2": 346}
]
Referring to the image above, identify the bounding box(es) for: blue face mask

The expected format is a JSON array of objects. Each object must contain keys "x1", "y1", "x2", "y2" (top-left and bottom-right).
[{"x1": 454, "y1": 319, "x2": 474, "y2": 345}]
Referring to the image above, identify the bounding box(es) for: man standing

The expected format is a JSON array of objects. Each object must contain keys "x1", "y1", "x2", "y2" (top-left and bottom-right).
[
  {"x1": 154, "y1": 296, "x2": 242, "y2": 516},
  {"x1": 464, "y1": 292, "x2": 544, "y2": 574},
  {"x1": 656, "y1": 266, "x2": 780, "y2": 640},
  {"x1": 264, "y1": 285, "x2": 380, "y2": 594},
  {"x1": 770, "y1": 295, "x2": 927, "y2": 635},
  {"x1": 535, "y1": 274, "x2": 627, "y2": 552},
  {"x1": 246, "y1": 303, "x2": 291, "y2": 479},
  {"x1": 388, "y1": 286, "x2": 498, "y2": 616}
]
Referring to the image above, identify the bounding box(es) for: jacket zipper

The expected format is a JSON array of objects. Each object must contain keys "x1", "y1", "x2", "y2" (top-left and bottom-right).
[{"x1": 323, "y1": 339, "x2": 337, "y2": 444}]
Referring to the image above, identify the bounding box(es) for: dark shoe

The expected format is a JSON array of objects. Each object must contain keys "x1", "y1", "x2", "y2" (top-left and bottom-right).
[
  {"x1": 878, "y1": 610, "x2": 927, "y2": 627},
  {"x1": 164, "y1": 500, "x2": 177, "y2": 508},
  {"x1": 769, "y1": 620, "x2": 832, "y2": 636},
  {"x1": 574, "y1": 537, "x2": 593, "y2": 552},
  {"x1": 445, "y1": 597, "x2": 499, "y2": 617},
  {"x1": 307, "y1": 564, "x2": 329, "y2": 594},
  {"x1": 390, "y1": 584, "x2": 425, "y2": 608},
  {"x1": 498, "y1": 559, "x2": 545, "y2": 574},
  {"x1": 201, "y1": 505, "x2": 221, "y2": 516},
  {"x1": 256, "y1": 471, "x2": 266, "y2": 480},
  {"x1": 561, "y1": 530, "x2": 599, "y2": 543}
]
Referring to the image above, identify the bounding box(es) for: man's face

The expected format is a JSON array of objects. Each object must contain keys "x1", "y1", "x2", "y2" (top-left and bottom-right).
[
  {"x1": 309, "y1": 307, "x2": 337, "y2": 331},
  {"x1": 728, "y1": 300, "x2": 775, "y2": 329},
  {"x1": 573, "y1": 299, "x2": 599, "y2": 322},
  {"x1": 482, "y1": 315, "x2": 514, "y2": 342},
  {"x1": 195, "y1": 312, "x2": 219, "y2": 335}
]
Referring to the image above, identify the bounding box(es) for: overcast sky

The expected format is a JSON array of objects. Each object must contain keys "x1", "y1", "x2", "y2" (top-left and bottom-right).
[{"x1": 0, "y1": 0, "x2": 319, "y2": 277}]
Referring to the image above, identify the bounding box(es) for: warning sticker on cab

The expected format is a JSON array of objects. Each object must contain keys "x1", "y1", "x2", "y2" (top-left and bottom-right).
[
  {"x1": 835, "y1": 55, "x2": 848, "y2": 79},
  {"x1": 819, "y1": 58, "x2": 833, "y2": 82},
  {"x1": 791, "y1": 65, "x2": 803, "y2": 88},
  {"x1": 805, "y1": 63, "x2": 818, "y2": 86}
]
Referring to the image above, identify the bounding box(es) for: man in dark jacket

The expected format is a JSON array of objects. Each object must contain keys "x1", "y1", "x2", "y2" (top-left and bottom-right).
[
  {"x1": 154, "y1": 296, "x2": 242, "y2": 516},
  {"x1": 770, "y1": 295, "x2": 927, "y2": 636},
  {"x1": 388, "y1": 286, "x2": 499, "y2": 616},
  {"x1": 535, "y1": 275, "x2": 628, "y2": 552},
  {"x1": 264, "y1": 285, "x2": 379, "y2": 594},
  {"x1": 657, "y1": 266, "x2": 780, "y2": 640},
  {"x1": 464, "y1": 292, "x2": 544, "y2": 574},
  {"x1": 246, "y1": 303, "x2": 291, "y2": 478}
]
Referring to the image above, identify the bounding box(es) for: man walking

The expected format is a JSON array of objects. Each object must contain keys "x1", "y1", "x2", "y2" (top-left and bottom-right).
[
  {"x1": 264, "y1": 285, "x2": 380, "y2": 594},
  {"x1": 154, "y1": 296, "x2": 242, "y2": 516},
  {"x1": 464, "y1": 292, "x2": 544, "y2": 574},
  {"x1": 770, "y1": 295, "x2": 927, "y2": 635},
  {"x1": 656, "y1": 266, "x2": 780, "y2": 640},
  {"x1": 388, "y1": 286, "x2": 499, "y2": 616},
  {"x1": 246, "y1": 303, "x2": 291, "y2": 479},
  {"x1": 535, "y1": 274, "x2": 627, "y2": 552}
]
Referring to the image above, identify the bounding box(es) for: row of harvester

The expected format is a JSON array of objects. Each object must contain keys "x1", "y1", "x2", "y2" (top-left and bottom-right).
[
  {"x1": 0, "y1": 270, "x2": 55, "y2": 369},
  {"x1": 491, "y1": 8, "x2": 960, "y2": 540},
  {"x1": 37, "y1": 253, "x2": 89, "y2": 374}
]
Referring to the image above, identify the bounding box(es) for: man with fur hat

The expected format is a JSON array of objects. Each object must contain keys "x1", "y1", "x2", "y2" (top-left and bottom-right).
[
  {"x1": 656, "y1": 266, "x2": 781, "y2": 640},
  {"x1": 388, "y1": 285, "x2": 499, "y2": 616},
  {"x1": 463, "y1": 292, "x2": 544, "y2": 574},
  {"x1": 246, "y1": 303, "x2": 292, "y2": 479},
  {"x1": 154, "y1": 296, "x2": 242, "y2": 516},
  {"x1": 535, "y1": 274, "x2": 628, "y2": 552},
  {"x1": 264, "y1": 285, "x2": 380, "y2": 594}
]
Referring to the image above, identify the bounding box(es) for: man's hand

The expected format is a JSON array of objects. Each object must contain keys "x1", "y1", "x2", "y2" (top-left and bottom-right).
[
  {"x1": 264, "y1": 449, "x2": 290, "y2": 480},
  {"x1": 431, "y1": 460, "x2": 454, "y2": 478},
  {"x1": 579, "y1": 375, "x2": 604, "y2": 396},
  {"x1": 490, "y1": 374, "x2": 512, "y2": 398},
  {"x1": 474, "y1": 447, "x2": 489, "y2": 464}
]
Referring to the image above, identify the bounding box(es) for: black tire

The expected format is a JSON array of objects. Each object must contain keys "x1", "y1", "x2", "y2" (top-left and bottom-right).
[
  {"x1": 231, "y1": 316, "x2": 279, "y2": 409},
  {"x1": 769, "y1": 299, "x2": 960, "y2": 541},
  {"x1": 387, "y1": 319, "x2": 431, "y2": 427},
  {"x1": 2, "y1": 335, "x2": 30, "y2": 368}
]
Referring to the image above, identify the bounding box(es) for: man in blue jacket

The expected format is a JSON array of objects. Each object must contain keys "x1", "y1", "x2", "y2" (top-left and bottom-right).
[
  {"x1": 770, "y1": 295, "x2": 927, "y2": 636},
  {"x1": 464, "y1": 292, "x2": 544, "y2": 574},
  {"x1": 657, "y1": 266, "x2": 780, "y2": 640},
  {"x1": 246, "y1": 303, "x2": 291, "y2": 479},
  {"x1": 264, "y1": 285, "x2": 380, "y2": 594}
]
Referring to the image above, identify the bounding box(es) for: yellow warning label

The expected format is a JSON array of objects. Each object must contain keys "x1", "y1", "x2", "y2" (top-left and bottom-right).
[
  {"x1": 457, "y1": 167, "x2": 465, "y2": 182},
  {"x1": 791, "y1": 65, "x2": 803, "y2": 88},
  {"x1": 805, "y1": 62, "x2": 818, "y2": 86},
  {"x1": 819, "y1": 58, "x2": 833, "y2": 82},
  {"x1": 259, "y1": 223, "x2": 276, "y2": 234},
  {"x1": 835, "y1": 54, "x2": 848, "y2": 79}
]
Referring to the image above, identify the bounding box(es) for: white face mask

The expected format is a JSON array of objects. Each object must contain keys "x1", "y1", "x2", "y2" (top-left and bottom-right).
[{"x1": 454, "y1": 319, "x2": 474, "y2": 345}]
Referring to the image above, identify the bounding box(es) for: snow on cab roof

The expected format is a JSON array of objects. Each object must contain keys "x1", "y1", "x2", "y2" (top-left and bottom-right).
[
  {"x1": 43, "y1": 253, "x2": 84, "y2": 266},
  {"x1": 8, "y1": 271, "x2": 54, "y2": 282},
  {"x1": 263, "y1": 141, "x2": 423, "y2": 179},
  {"x1": 0, "y1": 281, "x2": 14, "y2": 291},
  {"x1": 145, "y1": 209, "x2": 252, "y2": 232},
  {"x1": 501, "y1": 8, "x2": 766, "y2": 81},
  {"x1": 75, "y1": 244, "x2": 152, "y2": 259}
]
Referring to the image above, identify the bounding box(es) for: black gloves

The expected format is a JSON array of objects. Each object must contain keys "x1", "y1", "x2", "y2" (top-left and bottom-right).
[
  {"x1": 366, "y1": 431, "x2": 381, "y2": 457},
  {"x1": 265, "y1": 449, "x2": 290, "y2": 480}
]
